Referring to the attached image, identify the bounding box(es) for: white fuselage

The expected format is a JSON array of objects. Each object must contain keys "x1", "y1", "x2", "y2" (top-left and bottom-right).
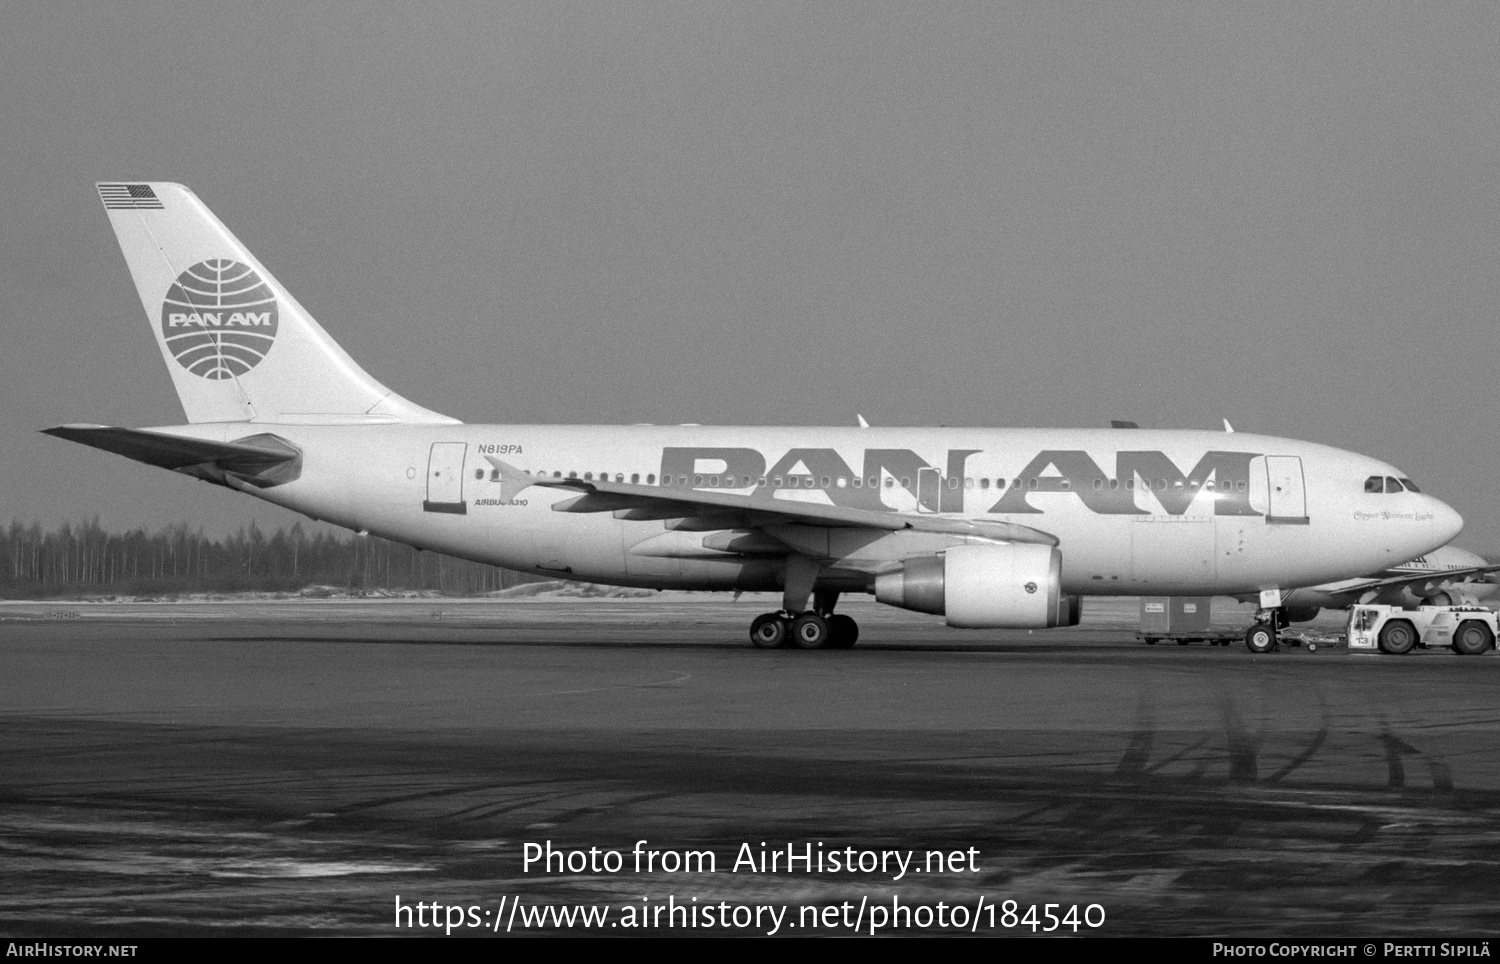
[{"x1": 154, "y1": 422, "x2": 1463, "y2": 598}]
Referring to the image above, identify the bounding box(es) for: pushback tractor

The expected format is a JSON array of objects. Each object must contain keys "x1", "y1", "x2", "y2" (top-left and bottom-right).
[
  {"x1": 1249, "y1": 604, "x2": 1500, "y2": 655},
  {"x1": 1345, "y1": 604, "x2": 1498, "y2": 656}
]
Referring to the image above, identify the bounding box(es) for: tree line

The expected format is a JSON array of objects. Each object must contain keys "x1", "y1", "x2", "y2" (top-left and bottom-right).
[{"x1": 1, "y1": 518, "x2": 546, "y2": 598}]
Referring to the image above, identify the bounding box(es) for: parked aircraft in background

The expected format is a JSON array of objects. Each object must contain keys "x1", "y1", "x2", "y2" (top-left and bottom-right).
[
  {"x1": 1263, "y1": 544, "x2": 1500, "y2": 622},
  {"x1": 46, "y1": 183, "x2": 1465, "y2": 651}
]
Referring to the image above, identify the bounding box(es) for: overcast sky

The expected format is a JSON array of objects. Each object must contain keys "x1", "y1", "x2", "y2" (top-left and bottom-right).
[{"x1": 3, "y1": 2, "x2": 1498, "y2": 550}]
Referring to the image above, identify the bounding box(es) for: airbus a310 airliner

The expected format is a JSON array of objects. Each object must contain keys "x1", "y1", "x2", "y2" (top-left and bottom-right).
[{"x1": 47, "y1": 183, "x2": 1464, "y2": 652}]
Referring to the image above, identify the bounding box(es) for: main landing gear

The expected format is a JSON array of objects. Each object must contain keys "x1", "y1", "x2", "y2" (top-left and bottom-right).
[
  {"x1": 750, "y1": 610, "x2": 859, "y2": 650},
  {"x1": 753, "y1": 561, "x2": 860, "y2": 650}
]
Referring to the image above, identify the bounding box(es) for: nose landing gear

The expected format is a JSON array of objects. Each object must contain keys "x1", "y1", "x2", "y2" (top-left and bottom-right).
[{"x1": 1245, "y1": 608, "x2": 1285, "y2": 653}]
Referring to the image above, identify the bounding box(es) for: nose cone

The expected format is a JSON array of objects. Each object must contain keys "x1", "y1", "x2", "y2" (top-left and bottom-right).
[{"x1": 1430, "y1": 496, "x2": 1464, "y2": 545}]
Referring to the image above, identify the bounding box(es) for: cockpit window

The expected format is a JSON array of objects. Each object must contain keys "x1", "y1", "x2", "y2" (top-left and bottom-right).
[{"x1": 1366, "y1": 475, "x2": 1419, "y2": 494}]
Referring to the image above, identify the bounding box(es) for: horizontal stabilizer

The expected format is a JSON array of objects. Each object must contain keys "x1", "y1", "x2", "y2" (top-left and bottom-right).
[{"x1": 43, "y1": 424, "x2": 301, "y2": 487}]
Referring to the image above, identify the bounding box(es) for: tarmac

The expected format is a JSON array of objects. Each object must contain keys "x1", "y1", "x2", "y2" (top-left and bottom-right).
[{"x1": 3, "y1": 595, "x2": 1498, "y2": 937}]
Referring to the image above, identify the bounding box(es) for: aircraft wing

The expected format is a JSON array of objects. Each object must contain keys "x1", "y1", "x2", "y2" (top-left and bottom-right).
[
  {"x1": 1309, "y1": 565, "x2": 1500, "y2": 602},
  {"x1": 486, "y1": 457, "x2": 1058, "y2": 546},
  {"x1": 43, "y1": 425, "x2": 301, "y2": 487}
]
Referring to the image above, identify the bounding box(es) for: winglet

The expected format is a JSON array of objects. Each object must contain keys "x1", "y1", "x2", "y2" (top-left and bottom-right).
[
  {"x1": 1223, "y1": 419, "x2": 1235, "y2": 433},
  {"x1": 856, "y1": 414, "x2": 870, "y2": 428}
]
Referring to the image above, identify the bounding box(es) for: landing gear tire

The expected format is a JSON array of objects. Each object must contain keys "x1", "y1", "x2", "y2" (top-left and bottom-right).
[
  {"x1": 827, "y1": 614, "x2": 859, "y2": 649},
  {"x1": 1452, "y1": 620, "x2": 1493, "y2": 656},
  {"x1": 791, "y1": 613, "x2": 831, "y2": 650},
  {"x1": 750, "y1": 613, "x2": 788, "y2": 649},
  {"x1": 1378, "y1": 621, "x2": 1417, "y2": 655},
  {"x1": 1245, "y1": 623, "x2": 1278, "y2": 654}
]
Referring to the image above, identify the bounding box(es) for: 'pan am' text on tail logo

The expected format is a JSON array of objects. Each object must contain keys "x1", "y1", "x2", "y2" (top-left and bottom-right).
[{"x1": 160, "y1": 259, "x2": 279, "y2": 379}]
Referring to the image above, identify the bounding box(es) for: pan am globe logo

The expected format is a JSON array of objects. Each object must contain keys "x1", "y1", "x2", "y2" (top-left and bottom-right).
[{"x1": 159, "y1": 259, "x2": 279, "y2": 380}]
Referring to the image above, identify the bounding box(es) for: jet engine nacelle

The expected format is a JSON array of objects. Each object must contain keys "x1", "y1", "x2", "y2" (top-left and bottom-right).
[
  {"x1": 1420, "y1": 588, "x2": 1479, "y2": 608},
  {"x1": 873, "y1": 543, "x2": 1068, "y2": 628}
]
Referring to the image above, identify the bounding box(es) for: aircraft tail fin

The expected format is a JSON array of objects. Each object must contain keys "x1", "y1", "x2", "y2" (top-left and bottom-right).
[{"x1": 96, "y1": 182, "x2": 457, "y2": 425}]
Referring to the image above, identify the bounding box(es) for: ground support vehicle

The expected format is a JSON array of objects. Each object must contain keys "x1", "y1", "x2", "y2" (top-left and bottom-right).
[
  {"x1": 1345, "y1": 604, "x2": 1498, "y2": 655},
  {"x1": 1138, "y1": 597, "x2": 1233, "y2": 645},
  {"x1": 1137, "y1": 630, "x2": 1240, "y2": 647},
  {"x1": 1275, "y1": 628, "x2": 1344, "y2": 653},
  {"x1": 1245, "y1": 604, "x2": 1499, "y2": 654}
]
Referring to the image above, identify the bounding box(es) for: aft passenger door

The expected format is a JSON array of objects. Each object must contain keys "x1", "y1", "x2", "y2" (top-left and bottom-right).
[{"x1": 424, "y1": 442, "x2": 468, "y2": 514}]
